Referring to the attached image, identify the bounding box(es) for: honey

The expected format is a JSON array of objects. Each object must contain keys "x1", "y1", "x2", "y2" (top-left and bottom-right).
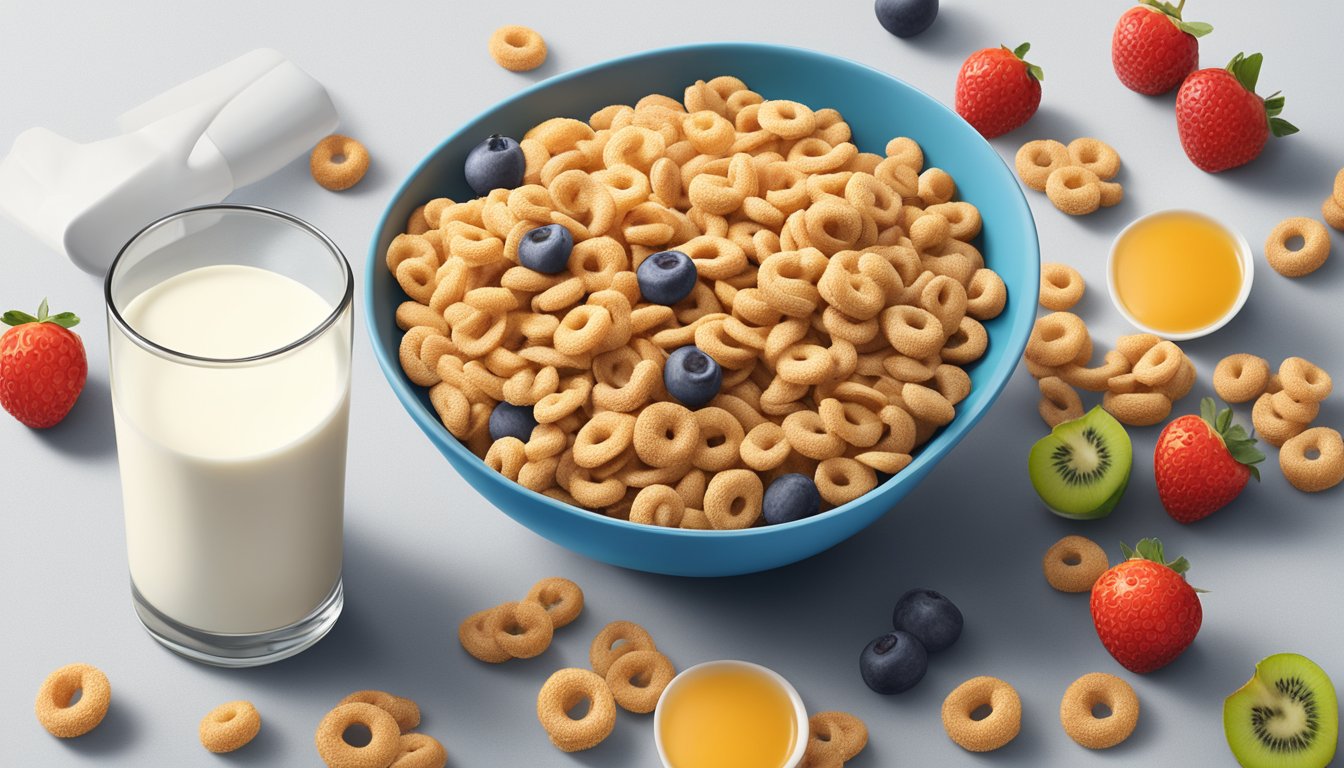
[
  {"x1": 658, "y1": 664, "x2": 799, "y2": 768},
  {"x1": 1111, "y1": 211, "x2": 1244, "y2": 334}
]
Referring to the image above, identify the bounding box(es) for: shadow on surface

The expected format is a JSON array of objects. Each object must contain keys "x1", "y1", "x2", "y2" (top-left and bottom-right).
[{"x1": 41, "y1": 372, "x2": 117, "y2": 460}]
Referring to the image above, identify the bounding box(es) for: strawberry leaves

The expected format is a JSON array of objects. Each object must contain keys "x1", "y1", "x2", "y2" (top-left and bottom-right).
[
  {"x1": 1138, "y1": 0, "x2": 1213, "y2": 37},
  {"x1": 1120, "y1": 538, "x2": 1206, "y2": 591},
  {"x1": 2, "y1": 298, "x2": 80, "y2": 329},
  {"x1": 1224, "y1": 52, "x2": 1300, "y2": 138},
  {"x1": 1007, "y1": 42, "x2": 1044, "y2": 82},
  {"x1": 1198, "y1": 397, "x2": 1266, "y2": 480}
]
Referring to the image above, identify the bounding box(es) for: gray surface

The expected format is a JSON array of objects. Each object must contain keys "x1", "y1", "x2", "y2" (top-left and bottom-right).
[{"x1": 2, "y1": 0, "x2": 1342, "y2": 764}]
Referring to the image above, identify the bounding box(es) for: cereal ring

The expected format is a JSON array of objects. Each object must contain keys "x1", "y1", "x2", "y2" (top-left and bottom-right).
[
  {"x1": 740, "y1": 421, "x2": 793, "y2": 471},
  {"x1": 782, "y1": 409, "x2": 846, "y2": 460},
  {"x1": 966, "y1": 268, "x2": 1007, "y2": 321},
  {"x1": 1323, "y1": 195, "x2": 1344, "y2": 232},
  {"x1": 630, "y1": 484, "x2": 686, "y2": 528},
  {"x1": 1213, "y1": 354, "x2": 1271, "y2": 403},
  {"x1": 903, "y1": 382, "x2": 956, "y2": 426},
  {"x1": 1270, "y1": 390, "x2": 1320, "y2": 425},
  {"x1": 199, "y1": 701, "x2": 262, "y2": 753},
  {"x1": 807, "y1": 711, "x2": 869, "y2": 762},
  {"x1": 590, "y1": 621, "x2": 658, "y2": 677},
  {"x1": 691, "y1": 407, "x2": 747, "y2": 471},
  {"x1": 918, "y1": 167, "x2": 956, "y2": 206},
  {"x1": 489, "y1": 25, "x2": 547, "y2": 72},
  {"x1": 315, "y1": 702, "x2": 401, "y2": 768},
  {"x1": 458, "y1": 607, "x2": 511, "y2": 663},
  {"x1": 536, "y1": 669, "x2": 617, "y2": 752},
  {"x1": 1265, "y1": 217, "x2": 1330, "y2": 277},
  {"x1": 1132, "y1": 341, "x2": 1183, "y2": 387},
  {"x1": 1039, "y1": 377, "x2": 1085, "y2": 428},
  {"x1": 1040, "y1": 263, "x2": 1084, "y2": 311},
  {"x1": 1026, "y1": 312, "x2": 1089, "y2": 368},
  {"x1": 1060, "y1": 351, "x2": 1131, "y2": 393},
  {"x1": 1045, "y1": 166, "x2": 1102, "y2": 216},
  {"x1": 1281, "y1": 427, "x2": 1344, "y2": 492},
  {"x1": 1252, "y1": 394, "x2": 1306, "y2": 447},
  {"x1": 391, "y1": 733, "x2": 447, "y2": 768},
  {"x1": 759, "y1": 100, "x2": 818, "y2": 141},
  {"x1": 881, "y1": 305, "x2": 945, "y2": 359},
  {"x1": 310, "y1": 135, "x2": 370, "y2": 192},
  {"x1": 884, "y1": 136, "x2": 924, "y2": 171},
  {"x1": 573, "y1": 412, "x2": 636, "y2": 468},
  {"x1": 1102, "y1": 390, "x2": 1172, "y2": 427},
  {"x1": 1014, "y1": 140, "x2": 1069, "y2": 191},
  {"x1": 1115, "y1": 333, "x2": 1160, "y2": 366},
  {"x1": 605, "y1": 650, "x2": 676, "y2": 714},
  {"x1": 942, "y1": 677, "x2": 1022, "y2": 752},
  {"x1": 1099, "y1": 181, "x2": 1124, "y2": 208},
  {"x1": 1060, "y1": 673, "x2": 1139, "y2": 749},
  {"x1": 1279, "y1": 356, "x2": 1333, "y2": 402},
  {"x1": 525, "y1": 577, "x2": 585, "y2": 629},
  {"x1": 815, "y1": 457, "x2": 878, "y2": 506},
  {"x1": 1067, "y1": 138, "x2": 1121, "y2": 181},
  {"x1": 1042, "y1": 536, "x2": 1110, "y2": 593},
  {"x1": 633, "y1": 402, "x2": 700, "y2": 468},
  {"x1": 489, "y1": 601, "x2": 555, "y2": 659},
  {"x1": 338, "y1": 691, "x2": 420, "y2": 732},
  {"x1": 34, "y1": 663, "x2": 110, "y2": 738},
  {"x1": 704, "y1": 469, "x2": 765, "y2": 529}
]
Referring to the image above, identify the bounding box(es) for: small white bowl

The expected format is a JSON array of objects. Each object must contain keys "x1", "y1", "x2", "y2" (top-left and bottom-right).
[
  {"x1": 1105, "y1": 209, "x2": 1254, "y2": 341},
  {"x1": 653, "y1": 660, "x2": 809, "y2": 768}
]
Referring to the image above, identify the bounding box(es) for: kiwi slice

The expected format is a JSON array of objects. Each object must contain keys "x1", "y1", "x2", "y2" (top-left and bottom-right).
[
  {"x1": 1027, "y1": 406, "x2": 1132, "y2": 519},
  {"x1": 1225, "y1": 653, "x2": 1338, "y2": 768}
]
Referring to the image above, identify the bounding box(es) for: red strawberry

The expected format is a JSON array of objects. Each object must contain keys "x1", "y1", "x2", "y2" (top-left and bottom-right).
[
  {"x1": 1090, "y1": 538, "x2": 1203, "y2": 674},
  {"x1": 1155, "y1": 398, "x2": 1264, "y2": 523},
  {"x1": 1111, "y1": 0, "x2": 1212, "y2": 95},
  {"x1": 954, "y1": 42, "x2": 1043, "y2": 138},
  {"x1": 1175, "y1": 52, "x2": 1298, "y2": 172},
  {"x1": 0, "y1": 299, "x2": 87, "y2": 429}
]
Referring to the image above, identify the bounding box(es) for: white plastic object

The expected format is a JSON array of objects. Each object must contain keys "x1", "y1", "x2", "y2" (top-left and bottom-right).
[{"x1": 0, "y1": 48, "x2": 339, "y2": 275}]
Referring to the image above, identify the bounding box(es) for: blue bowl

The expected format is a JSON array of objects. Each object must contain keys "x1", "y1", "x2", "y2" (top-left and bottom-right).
[{"x1": 366, "y1": 42, "x2": 1039, "y2": 576}]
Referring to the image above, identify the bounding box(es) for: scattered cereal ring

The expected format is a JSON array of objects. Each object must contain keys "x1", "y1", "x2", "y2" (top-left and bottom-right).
[
  {"x1": 1026, "y1": 312, "x2": 1089, "y2": 368},
  {"x1": 1046, "y1": 166, "x2": 1102, "y2": 216},
  {"x1": 807, "y1": 711, "x2": 869, "y2": 761},
  {"x1": 605, "y1": 650, "x2": 676, "y2": 714},
  {"x1": 536, "y1": 669, "x2": 617, "y2": 752},
  {"x1": 1132, "y1": 341, "x2": 1183, "y2": 387},
  {"x1": 1014, "y1": 140, "x2": 1069, "y2": 192},
  {"x1": 1279, "y1": 356, "x2": 1333, "y2": 403},
  {"x1": 942, "y1": 676, "x2": 1022, "y2": 752},
  {"x1": 590, "y1": 621, "x2": 658, "y2": 677},
  {"x1": 1042, "y1": 536, "x2": 1109, "y2": 593},
  {"x1": 1252, "y1": 392, "x2": 1307, "y2": 448},
  {"x1": 1280, "y1": 427, "x2": 1344, "y2": 493},
  {"x1": 1060, "y1": 351, "x2": 1130, "y2": 393},
  {"x1": 200, "y1": 701, "x2": 262, "y2": 754},
  {"x1": 391, "y1": 733, "x2": 448, "y2": 768},
  {"x1": 315, "y1": 702, "x2": 401, "y2": 768},
  {"x1": 1213, "y1": 354, "x2": 1271, "y2": 404},
  {"x1": 34, "y1": 663, "x2": 110, "y2": 738},
  {"x1": 1066, "y1": 138, "x2": 1120, "y2": 181},
  {"x1": 704, "y1": 469, "x2": 765, "y2": 529},
  {"x1": 1060, "y1": 673, "x2": 1139, "y2": 749},
  {"x1": 310, "y1": 135, "x2": 370, "y2": 192},
  {"x1": 1038, "y1": 376, "x2": 1084, "y2": 428},
  {"x1": 338, "y1": 691, "x2": 420, "y2": 733},
  {"x1": 1115, "y1": 333, "x2": 1160, "y2": 366},
  {"x1": 459, "y1": 607, "x2": 511, "y2": 663},
  {"x1": 1102, "y1": 390, "x2": 1172, "y2": 427},
  {"x1": 489, "y1": 600, "x2": 555, "y2": 659},
  {"x1": 1323, "y1": 195, "x2": 1344, "y2": 232},
  {"x1": 1040, "y1": 263, "x2": 1085, "y2": 311},
  {"x1": 525, "y1": 577, "x2": 585, "y2": 629},
  {"x1": 1270, "y1": 390, "x2": 1319, "y2": 425},
  {"x1": 1265, "y1": 217, "x2": 1330, "y2": 278},
  {"x1": 489, "y1": 25, "x2": 547, "y2": 72}
]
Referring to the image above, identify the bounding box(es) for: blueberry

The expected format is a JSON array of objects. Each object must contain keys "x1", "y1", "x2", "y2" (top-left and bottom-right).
[
  {"x1": 518, "y1": 224, "x2": 574, "y2": 274},
  {"x1": 891, "y1": 588, "x2": 963, "y2": 653},
  {"x1": 663, "y1": 346, "x2": 722, "y2": 409},
  {"x1": 464, "y1": 134, "x2": 525, "y2": 196},
  {"x1": 860, "y1": 631, "x2": 928, "y2": 694},
  {"x1": 488, "y1": 402, "x2": 537, "y2": 443},
  {"x1": 636, "y1": 249, "x2": 698, "y2": 305},
  {"x1": 874, "y1": 0, "x2": 939, "y2": 38},
  {"x1": 762, "y1": 474, "x2": 822, "y2": 525}
]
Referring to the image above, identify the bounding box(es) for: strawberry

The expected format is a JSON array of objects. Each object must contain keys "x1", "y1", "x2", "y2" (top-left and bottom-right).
[
  {"x1": 1155, "y1": 398, "x2": 1264, "y2": 523},
  {"x1": 0, "y1": 299, "x2": 87, "y2": 429},
  {"x1": 1111, "y1": 0, "x2": 1212, "y2": 95},
  {"x1": 1175, "y1": 52, "x2": 1298, "y2": 172},
  {"x1": 954, "y1": 42, "x2": 1043, "y2": 138},
  {"x1": 1090, "y1": 538, "x2": 1203, "y2": 674}
]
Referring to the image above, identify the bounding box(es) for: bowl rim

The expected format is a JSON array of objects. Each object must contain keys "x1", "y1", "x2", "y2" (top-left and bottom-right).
[
  {"x1": 364, "y1": 40, "x2": 1039, "y2": 540},
  {"x1": 1104, "y1": 208, "x2": 1254, "y2": 341}
]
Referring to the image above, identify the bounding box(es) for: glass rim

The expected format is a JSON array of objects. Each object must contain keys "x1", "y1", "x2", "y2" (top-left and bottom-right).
[{"x1": 104, "y1": 204, "x2": 354, "y2": 365}]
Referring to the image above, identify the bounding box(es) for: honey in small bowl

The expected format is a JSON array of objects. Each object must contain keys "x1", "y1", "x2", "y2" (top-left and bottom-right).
[
  {"x1": 655, "y1": 660, "x2": 806, "y2": 768},
  {"x1": 1107, "y1": 210, "x2": 1252, "y2": 339}
]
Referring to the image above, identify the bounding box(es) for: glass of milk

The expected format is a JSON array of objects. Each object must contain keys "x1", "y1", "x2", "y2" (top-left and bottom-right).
[{"x1": 105, "y1": 205, "x2": 352, "y2": 667}]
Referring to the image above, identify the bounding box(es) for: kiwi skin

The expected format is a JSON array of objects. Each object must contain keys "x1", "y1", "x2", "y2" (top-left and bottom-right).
[
  {"x1": 1027, "y1": 406, "x2": 1133, "y2": 520},
  {"x1": 1224, "y1": 653, "x2": 1338, "y2": 768}
]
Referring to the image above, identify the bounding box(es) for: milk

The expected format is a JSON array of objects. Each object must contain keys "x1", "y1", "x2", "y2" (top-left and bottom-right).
[{"x1": 111, "y1": 264, "x2": 349, "y2": 634}]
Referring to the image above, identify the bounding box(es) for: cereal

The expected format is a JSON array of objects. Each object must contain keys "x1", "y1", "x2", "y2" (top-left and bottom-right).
[
  {"x1": 459, "y1": 607, "x2": 511, "y2": 663},
  {"x1": 1279, "y1": 356, "x2": 1332, "y2": 402},
  {"x1": 815, "y1": 457, "x2": 879, "y2": 506},
  {"x1": 391, "y1": 733, "x2": 448, "y2": 768},
  {"x1": 942, "y1": 676, "x2": 1022, "y2": 752},
  {"x1": 1213, "y1": 354, "x2": 1271, "y2": 403},
  {"x1": 1270, "y1": 390, "x2": 1319, "y2": 425},
  {"x1": 1323, "y1": 196, "x2": 1344, "y2": 231},
  {"x1": 590, "y1": 620, "x2": 658, "y2": 677},
  {"x1": 1252, "y1": 392, "x2": 1307, "y2": 447},
  {"x1": 1039, "y1": 262, "x2": 1084, "y2": 311},
  {"x1": 310, "y1": 135, "x2": 370, "y2": 191},
  {"x1": 1038, "y1": 376, "x2": 1084, "y2": 428},
  {"x1": 338, "y1": 691, "x2": 421, "y2": 733},
  {"x1": 1066, "y1": 138, "x2": 1121, "y2": 181},
  {"x1": 1045, "y1": 166, "x2": 1102, "y2": 216},
  {"x1": 1060, "y1": 351, "x2": 1130, "y2": 393},
  {"x1": 1060, "y1": 673, "x2": 1139, "y2": 749},
  {"x1": 34, "y1": 663, "x2": 110, "y2": 738},
  {"x1": 605, "y1": 650, "x2": 676, "y2": 713},
  {"x1": 1015, "y1": 140, "x2": 1069, "y2": 192},
  {"x1": 1043, "y1": 535, "x2": 1109, "y2": 593},
  {"x1": 1026, "y1": 312, "x2": 1089, "y2": 368},
  {"x1": 806, "y1": 711, "x2": 869, "y2": 762},
  {"x1": 315, "y1": 702, "x2": 401, "y2": 768},
  {"x1": 1265, "y1": 217, "x2": 1330, "y2": 277},
  {"x1": 1280, "y1": 427, "x2": 1344, "y2": 492},
  {"x1": 536, "y1": 668, "x2": 617, "y2": 752},
  {"x1": 525, "y1": 577, "x2": 585, "y2": 628},
  {"x1": 1102, "y1": 390, "x2": 1172, "y2": 427},
  {"x1": 630, "y1": 484, "x2": 686, "y2": 527},
  {"x1": 1132, "y1": 341, "x2": 1182, "y2": 386},
  {"x1": 489, "y1": 25, "x2": 547, "y2": 72},
  {"x1": 1115, "y1": 333, "x2": 1160, "y2": 366},
  {"x1": 200, "y1": 701, "x2": 262, "y2": 753},
  {"x1": 704, "y1": 469, "x2": 765, "y2": 529}
]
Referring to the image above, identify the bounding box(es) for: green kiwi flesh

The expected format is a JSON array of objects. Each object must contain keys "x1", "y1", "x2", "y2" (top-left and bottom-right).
[
  {"x1": 1224, "y1": 653, "x2": 1338, "y2": 768},
  {"x1": 1027, "y1": 406, "x2": 1132, "y2": 519}
]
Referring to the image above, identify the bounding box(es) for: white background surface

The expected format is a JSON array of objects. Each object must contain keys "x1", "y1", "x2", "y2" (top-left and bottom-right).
[{"x1": 3, "y1": 1, "x2": 1343, "y2": 765}]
